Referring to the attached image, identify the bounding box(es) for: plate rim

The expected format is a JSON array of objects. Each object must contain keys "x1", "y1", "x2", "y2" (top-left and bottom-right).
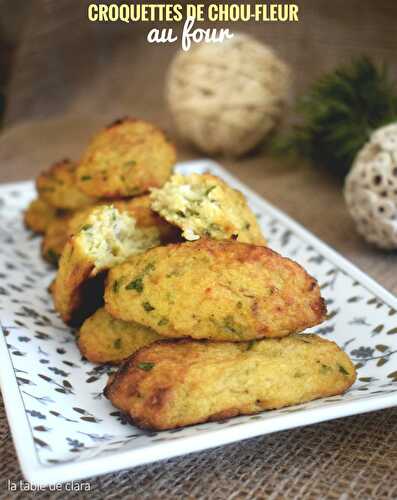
[{"x1": 1, "y1": 159, "x2": 397, "y2": 486}]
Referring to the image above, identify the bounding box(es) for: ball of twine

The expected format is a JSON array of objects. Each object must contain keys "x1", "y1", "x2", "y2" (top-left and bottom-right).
[
  {"x1": 166, "y1": 34, "x2": 291, "y2": 157},
  {"x1": 344, "y1": 122, "x2": 397, "y2": 249}
]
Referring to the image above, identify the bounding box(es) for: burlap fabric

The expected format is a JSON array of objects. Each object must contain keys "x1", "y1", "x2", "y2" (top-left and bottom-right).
[
  {"x1": 0, "y1": 1, "x2": 397, "y2": 497},
  {"x1": 1, "y1": 398, "x2": 397, "y2": 499}
]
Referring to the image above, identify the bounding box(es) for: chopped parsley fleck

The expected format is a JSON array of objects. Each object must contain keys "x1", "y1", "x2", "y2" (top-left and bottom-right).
[
  {"x1": 126, "y1": 264, "x2": 155, "y2": 293},
  {"x1": 81, "y1": 224, "x2": 93, "y2": 231},
  {"x1": 113, "y1": 338, "x2": 122, "y2": 349},
  {"x1": 338, "y1": 364, "x2": 349, "y2": 376},
  {"x1": 112, "y1": 280, "x2": 120, "y2": 294},
  {"x1": 176, "y1": 210, "x2": 186, "y2": 218},
  {"x1": 223, "y1": 315, "x2": 243, "y2": 337},
  {"x1": 320, "y1": 364, "x2": 332, "y2": 374},
  {"x1": 205, "y1": 185, "x2": 216, "y2": 196},
  {"x1": 144, "y1": 262, "x2": 156, "y2": 273},
  {"x1": 137, "y1": 362, "x2": 155, "y2": 371},
  {"x1": 186, "y1": 208, "x2": 199, "y2": 217},
  {"x1": 46, "y1": 249, "x2": 59, "y2": 265},
  {"x1": 80, "y1": 175, "x2": 92, "y2": 181},
  {"x1": 126, "y1": 277, "x2": 144, "y2": 293},
  {"x1": 166, "y1": 269, "x2": 180, "y2": 278},
  {"x1": 246, "y1": 340, "x2": 256, "y2": 351},
  {"x1": 158, "y1": 318, "x2": 169, "y2": 326},
  {"x1": 142, "y1": 301, "x2": 155, "y2": 312}
]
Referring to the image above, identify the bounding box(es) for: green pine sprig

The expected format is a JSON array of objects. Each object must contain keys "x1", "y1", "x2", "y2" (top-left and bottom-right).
[{"x1": 272, "y1": 57, "x2": 397, "y2": 176}]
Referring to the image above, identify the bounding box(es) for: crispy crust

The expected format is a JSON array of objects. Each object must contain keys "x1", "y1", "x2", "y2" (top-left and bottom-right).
[
  {"x1": 105, "y1": 239, "x2": 327, "y2": 341},
  {"x1": 52, "y1": 238, "x2": 103, "y2": 325},
  {"x1": 78, "y1": 307, "x2": 161, "y2": 364},
  {"x1": 76, "y1": 118, "x2": 176, "y2": 198},
  {"x1": 150, "y1": 173, "x2": 266, "y2": 245},
  {"x1": 36, "y1": 159, "x2": 96, "y2": 210},
  {"x1": 104, "y1": 335, "x2": 356, "y2": 430}
]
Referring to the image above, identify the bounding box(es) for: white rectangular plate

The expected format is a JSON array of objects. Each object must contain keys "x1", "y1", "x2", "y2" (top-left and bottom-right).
[{"x1": 1, "y1": 160, "x2": 397, "y2": 486}]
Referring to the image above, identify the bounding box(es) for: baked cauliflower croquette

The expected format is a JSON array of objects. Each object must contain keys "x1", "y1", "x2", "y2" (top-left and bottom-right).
[
  {"x1": 78, "y1": 308, "x2": 161, "y2": 364},
  {"x1": 105, "y1": 335, "x2": 356, "y2": 430},
  {"x1": 42, "y1": 196, "x2": 179, "y2": 266},
  {"x1": 53, "y1": 205, "x2": 161, "y2": 325},
  {"x1": 150, "y1": 173, "x2": 265, "y2": 244},
  {"x1": 41, "y1": 217, "x2": 72, "y2": 265},
  {"x1": 36, "y1": 159, "x2": 96, "y2": 210},
  {"x1": 76, "y1": 118, "x2": 176, "y2": 198},
  {"x1": 24, "y1": 198, "x2": 63, "y2": 234},
  {"x1": 105, "y1": 239, "x2": 326, "y2": 341},
  {"x1": 41, "y1": 207, "x2": 100, "y2": 266}
]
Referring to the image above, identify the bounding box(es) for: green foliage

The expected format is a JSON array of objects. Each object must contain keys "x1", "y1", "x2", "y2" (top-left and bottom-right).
[{"x1": 273, "y1": 57, "x2": 397, "y2": 176}]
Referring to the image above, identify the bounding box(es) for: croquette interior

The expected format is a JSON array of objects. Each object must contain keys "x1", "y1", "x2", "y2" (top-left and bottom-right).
[
  {"x1": 76, "y1": 205, "x2": 160, "y2": 270},
  {"x1": 151, "y1": 174, "x2": 242, "y2": 241}
]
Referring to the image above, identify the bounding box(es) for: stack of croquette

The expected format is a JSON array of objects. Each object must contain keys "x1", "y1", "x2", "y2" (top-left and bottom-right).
[{"x1": 24, "y1": 117, "x2": 356, "y2": 431}]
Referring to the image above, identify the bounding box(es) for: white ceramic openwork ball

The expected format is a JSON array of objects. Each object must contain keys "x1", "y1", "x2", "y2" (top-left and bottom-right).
[
  {"x1": 344, "y1": 123, "x2": 397, "y2": 249},
  {"x1": 166, "y1": 34, "x2": 290, "y2": 157}
]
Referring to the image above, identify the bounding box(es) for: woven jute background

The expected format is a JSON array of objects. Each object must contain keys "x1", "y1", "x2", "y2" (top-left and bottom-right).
[{"x1": 0, "y1": 1, "x2": 397, "y2": 497}]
